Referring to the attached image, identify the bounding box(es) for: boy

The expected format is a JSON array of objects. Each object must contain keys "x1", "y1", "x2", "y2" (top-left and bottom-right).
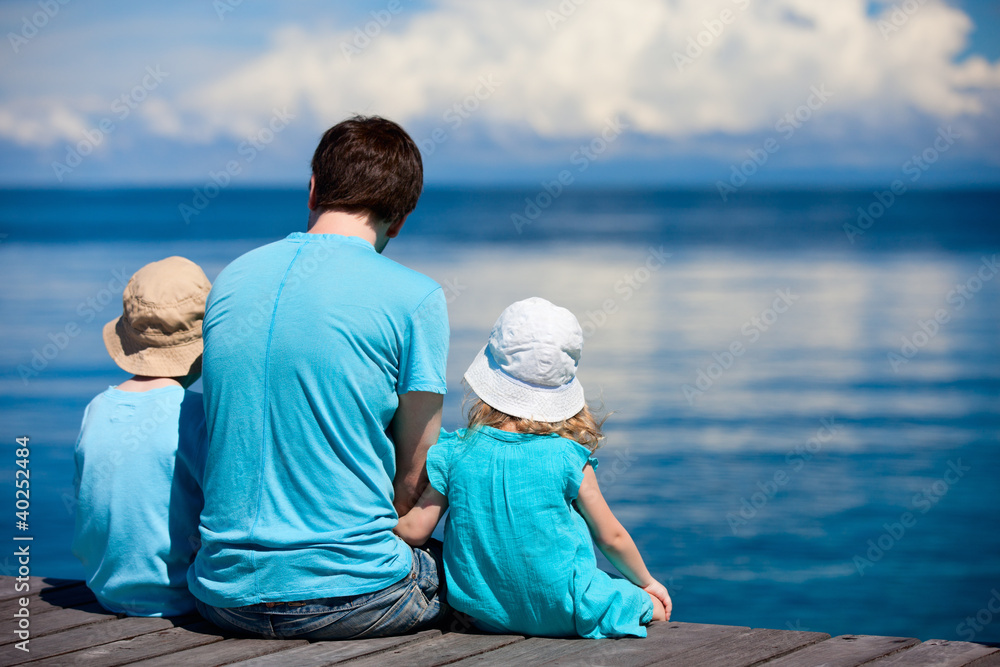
[{"x1": 72, "y1": 256, "x2": 210, "y2": 616}]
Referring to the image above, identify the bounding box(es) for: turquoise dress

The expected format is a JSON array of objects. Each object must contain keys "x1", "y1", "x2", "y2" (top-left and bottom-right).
[{"x1": 426, "y1": 427, "x2": 653, "y2": 638}]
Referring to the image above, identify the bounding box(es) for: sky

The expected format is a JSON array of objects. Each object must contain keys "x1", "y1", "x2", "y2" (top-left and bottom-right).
[{"x1": 0, "y1": 0, "x2": 998, "y2": 188}]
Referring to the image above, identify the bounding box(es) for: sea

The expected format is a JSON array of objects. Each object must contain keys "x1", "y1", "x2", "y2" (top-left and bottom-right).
[{"x1": 1, "y1": 187, "x2": 998, "y2": 643}]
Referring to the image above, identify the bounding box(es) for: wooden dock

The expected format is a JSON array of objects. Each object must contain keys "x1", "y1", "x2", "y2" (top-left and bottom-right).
[{"x1": 3, "y1": 577, "x2": 998, "y2": 666}]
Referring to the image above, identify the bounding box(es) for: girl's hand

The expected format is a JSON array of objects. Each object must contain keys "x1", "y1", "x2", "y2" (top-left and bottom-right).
[{"x1": 643, "y1": 580, "x2": 672, "y2": 621}]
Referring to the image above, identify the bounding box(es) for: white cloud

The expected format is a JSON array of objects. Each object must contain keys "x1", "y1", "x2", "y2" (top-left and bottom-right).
[
  {"x1": 173, "y1": 0, "x2": 1000, "y2": 140},
  {"x1": 1, "y1": 0, "x2": 998, "y2": 150},
  {"x1": 0, "y1": 99, "x2": 90, "y2": 146}
]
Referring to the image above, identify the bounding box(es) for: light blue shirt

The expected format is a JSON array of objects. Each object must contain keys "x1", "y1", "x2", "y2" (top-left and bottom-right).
[
  {"x1": 427, "y1": 427, "x2": 653, "y2": 638},
  {"x1": 72, "y1": 385, "x2": 206, "y2": 616},
  {"x1": 191, "y1": 233, "x2": 449, "y2": 607}
]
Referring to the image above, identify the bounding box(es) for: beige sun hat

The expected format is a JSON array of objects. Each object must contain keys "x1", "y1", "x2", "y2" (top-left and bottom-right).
[{"x1": 103, "y1": 256, "x2": 211, "y2": 377}]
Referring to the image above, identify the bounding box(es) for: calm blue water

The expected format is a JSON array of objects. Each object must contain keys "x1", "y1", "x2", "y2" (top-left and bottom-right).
[{"x1": 1, "y1": 187, "x2": 998, "y2": 643}]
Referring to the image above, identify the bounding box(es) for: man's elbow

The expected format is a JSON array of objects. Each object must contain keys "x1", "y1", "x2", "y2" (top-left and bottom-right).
[{"x1": 393, "y1": 478, "x2": 427, "y2": 516}]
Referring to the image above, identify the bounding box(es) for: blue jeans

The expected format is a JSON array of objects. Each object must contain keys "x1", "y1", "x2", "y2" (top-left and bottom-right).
[{"x1": 195, "y1": 541, "x2": 446, "y2": 640}]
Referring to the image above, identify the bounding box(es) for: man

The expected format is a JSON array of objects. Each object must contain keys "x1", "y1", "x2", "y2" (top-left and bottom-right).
[{"x1": 189, "y1": 116, "x2": 449, "y2": 639}]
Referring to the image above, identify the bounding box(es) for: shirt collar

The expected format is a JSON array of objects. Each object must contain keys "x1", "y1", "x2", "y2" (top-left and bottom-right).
[{"x1": 286, "y1": 232, "x2": 375, "y2": 251}]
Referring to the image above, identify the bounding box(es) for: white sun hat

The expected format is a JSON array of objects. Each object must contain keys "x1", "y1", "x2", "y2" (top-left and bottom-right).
[{"x1": 464, "y1": 297, "x2": 586, "y2": 422}]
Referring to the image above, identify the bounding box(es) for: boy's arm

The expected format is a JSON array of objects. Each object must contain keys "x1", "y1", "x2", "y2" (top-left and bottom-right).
[
  {"x1": 394, "y1": 484, "x2": 449, "y2": 547},
  {"x1": 575, "y1": 464, "x2": 672, "y2": 618},
  {"x1": 391, "y1": 391, "x2": 443, "y2": 516}
]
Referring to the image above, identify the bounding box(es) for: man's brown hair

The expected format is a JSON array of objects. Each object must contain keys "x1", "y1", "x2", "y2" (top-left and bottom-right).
[{"x1": 310, "y1": 115, "x2": 423, "y2": 225}]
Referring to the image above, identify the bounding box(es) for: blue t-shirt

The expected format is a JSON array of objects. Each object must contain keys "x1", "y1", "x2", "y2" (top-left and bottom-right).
[
  {"x1": 190, "y1": 232, "x2": 449, "y2": 607},
  {"x1": 72, "y1": 385, "x2": 207, "y2": 616},
  {"x1": 427, "y1": 427, "x2": 653, "y2": 639}
]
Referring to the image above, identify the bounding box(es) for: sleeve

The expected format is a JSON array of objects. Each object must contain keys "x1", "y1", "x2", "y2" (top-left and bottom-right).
[
  {"x1": 425, "y1": 428, "x2": 455, "y2": 496},
  {"x1": 397, "y1": 287, "x2": 449, "y2": 394},
  {"x1": 564, "y1": 440, "x2": 599, "y2": 501}
]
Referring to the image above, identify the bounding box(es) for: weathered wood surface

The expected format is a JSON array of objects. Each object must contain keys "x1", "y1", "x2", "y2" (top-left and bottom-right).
[
  {"x1": 28, "y1": 621, "x2": 222, "y2": 667},
  {"x1": 868, "y1": 638, "x2": 1000, "y2": 667},
  {"x1": 664, "y1": 627, "x2": 830, "y2": 667},
  {"x1": 3, "y1": 577, "x2": 998, "y2": 666},
  {"x1": 7, "y1": 602, "x2": 115, "y2": 642},
  {"x1": 230, "y1": 631, "x2": 443, "y2": 667},
  {"x1": 758, "y1": 634, "x2": 921, "y2": 666},
  {"x1": 458, "y1": 621, "x2": 751, "y2": 667},
  {"x1": 130, "y1": 637, "x2": 310, "y2": 666}
]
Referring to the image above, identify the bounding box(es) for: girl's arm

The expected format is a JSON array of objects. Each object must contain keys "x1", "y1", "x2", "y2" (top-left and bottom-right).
[
  {"x1": 575, "y1": 464, "x2": 672, "y2": 619},
  {"x1": 394, "y1": 483, "x2": 449, "y2": 547}
]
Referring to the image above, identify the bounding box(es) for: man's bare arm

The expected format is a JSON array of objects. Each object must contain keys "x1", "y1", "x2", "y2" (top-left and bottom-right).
[{"x1": 391, "y1": 391, "x2": 443, "y2": 516}]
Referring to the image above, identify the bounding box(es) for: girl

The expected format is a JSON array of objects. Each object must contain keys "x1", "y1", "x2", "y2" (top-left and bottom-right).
[{"x1": 396, "y1": 297, "x2": 671, "y2": 638}]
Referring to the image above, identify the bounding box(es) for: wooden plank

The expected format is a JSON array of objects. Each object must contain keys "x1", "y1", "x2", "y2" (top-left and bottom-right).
[
  {"x1": 867, "y1": 639, "x2": 1000, "y2": 666},
  {"x1": 28, "y1": 621, "x2": 224, "y2": 667},
  {"x1": 664, "y1": 628, "x2": 830, "y2": 667},
  {"x1": 966, "y1": 652, "x2": 1000, "y2": 667},
  {"x1": 538, "y1": 621, "x2": 758, "y2": 667},
  {"x1": 0, "y1": 602, "x2": 116, "y2": 645},
  {"x1": 230, "y1": 629, "x2": 444, "y2": 667},
  {"x1": 446, "y1": 635, "x2": 582, "y2": 666},
  {"x1": 0, "y1": 576, "x2": 78, "y2": 602},
  {"x1": 4, "y1": 614, "x2": 189, "y2": 666},
  {"x1": 449, "y1": 622, "x2": 752, "y2": 667},
  {"x1": 129, "y1": 637, "x2": 311, "y2": 666},
  {"x1": 758, "y1": 634, "x2": 922, "y2": 667},
  {"x1": 0, "y1": 583, "x2": 96, "y2": 618},
  {"x1": 339, "y1": 631, "x2": 525, "y2": 666}
]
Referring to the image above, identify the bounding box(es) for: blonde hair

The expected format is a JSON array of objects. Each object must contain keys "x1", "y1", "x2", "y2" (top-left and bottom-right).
[{"x1": 463, "y1": 390, "x2": 607, "y2": 452}]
